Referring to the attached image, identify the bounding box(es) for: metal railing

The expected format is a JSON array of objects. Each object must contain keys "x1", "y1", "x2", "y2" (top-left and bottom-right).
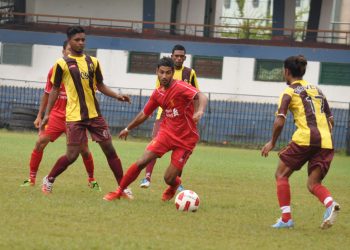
[
  {"x1": 1, "y1": 12, "x2": 350, "y2": 46},
  {"x1": 0, "y1": 84, "x2": 349, "y2": 152}
]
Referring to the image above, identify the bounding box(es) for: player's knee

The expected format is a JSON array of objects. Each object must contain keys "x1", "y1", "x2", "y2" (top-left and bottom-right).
[
  {"x1": 66, "y1": 152, "x2": 79, "y2": 163},
  {"x1": 163, "y1": 174, "x2": 175, "y2": 185}
]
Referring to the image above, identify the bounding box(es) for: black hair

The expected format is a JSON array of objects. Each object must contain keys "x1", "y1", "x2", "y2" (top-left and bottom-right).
[
  {"x1": 172, "y1": 44, "x2": 186, "y2": 54},
  {"x1": 284, "y1": 55, "x2": 307, "y2": 77},
  {"x1": 157, "y1": 57, "x2": 174, "y2": 69},
  {"x1": 63, "y1": 40, "x2": 68, "y2": 49},
  {"x1": 66, "y1": 26, "x2": 85, "y2": 39}
]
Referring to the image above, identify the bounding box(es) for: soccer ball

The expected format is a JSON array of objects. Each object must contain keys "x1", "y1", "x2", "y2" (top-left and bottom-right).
[{"x1": 175, "y1": 190, "x2": 200, "y2": 212}]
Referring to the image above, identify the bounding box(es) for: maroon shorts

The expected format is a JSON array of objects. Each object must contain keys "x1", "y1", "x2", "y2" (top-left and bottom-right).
[
  {"x1": 146, "y1": 132, "x2": 193, "y2": 170},
  {"x1": 279, "y1": 142, "x2": 334, "y2": 179},
  {"x1": 40, "y1": 114, "x2": 66, "y2": 142},
  {"x1": 66, "y1": 116, "x2": 111, "y2": 145}
]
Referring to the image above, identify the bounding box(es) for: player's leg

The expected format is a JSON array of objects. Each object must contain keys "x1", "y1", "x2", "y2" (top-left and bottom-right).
[
  {"x1": 80, "y1": 143, "x2": 100, "y2": 191},
  {"x1": 22, "y1": 118, "x2": 64, "y2": 186},
  {"x1": 98, "y1": 139, "x2": 124, "y2": 185},
  {"x1": 41, "y1": 121, "x2": 85, "y2": 194},
  {"x1": 21, "y1": 134, "x2": 50, "y2": 186},
  {"x1": 307, "y1": 149, "x2": 339, "y2": 229},
  {"x1": 42, "y1": 144, "x2": 81, "y2": 194},
  {"x1": 103, "y1": 150, "x2": 159, "y2": 201},
  {"x1": 271, "y1": 142, "x2": 311, "y2": 228},
  {"x1": 141, "y1": 118, "x2": 162, "y2": 188},
  {"x1": 272, "y1": 159, "x2": 294, "y2": 228},
  {"x1": 161, "y1": 148, "x2": 191, "y2": 201}
]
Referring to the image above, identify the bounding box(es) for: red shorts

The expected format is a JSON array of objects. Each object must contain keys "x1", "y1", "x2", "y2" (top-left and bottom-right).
[
  {"x1": 279, "y1": 142, "x2": 334, "y2": 179},
  {"x1": 40, "y1": 114, "x2": 66, "y2": 142},
  {"x1": 146, "y1": 132, "x2": 193, "y2": 170},
  {"x1": 66, "y1": 116, "x2": 111, "y2": 145}
]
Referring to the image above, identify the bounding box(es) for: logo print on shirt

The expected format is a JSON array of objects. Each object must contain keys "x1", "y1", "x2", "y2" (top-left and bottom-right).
[
  {"x1": 80, "y1": 71, "x2": 90, "y2": 79},
  {"x1": 165, "y1": 108, "x2": 179, "y2": 118}
]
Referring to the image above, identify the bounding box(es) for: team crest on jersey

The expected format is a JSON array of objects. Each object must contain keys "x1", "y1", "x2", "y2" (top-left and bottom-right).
[
  {"x1": 89, "y1": 63, "x2": 94, "y2": 72},
  {"x1": 80, "y1": 71, "x2": 90, "y2": 79}
]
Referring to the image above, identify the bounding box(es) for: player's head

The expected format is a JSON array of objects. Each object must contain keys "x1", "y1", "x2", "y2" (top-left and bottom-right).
[
  {"x1": 157, "y1": 57, "x2": 175, "y2": 88},
  {"x1": 283, "y1": 55, "x2": 307, "y2": 85},
  {"x1": 171, "y1": 44, "x2": 186, "y2": 69},
  {"x1": 62, "y1": 40, "x2": 71, "y2": 57},
  {"x1": 66, "y1": 26, "x2": 85, "y2": 55}
]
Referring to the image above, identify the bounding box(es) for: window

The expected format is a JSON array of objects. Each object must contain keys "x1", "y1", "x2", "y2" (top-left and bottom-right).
[
  {"x1": 224, "y1": 0, "x2": 231, "y2": 9},
  {"x1": 192, "y1": 56, "x2": 223, "y2": 79},
  {"x1": 254, "y1": 59, "x2": 284, "y2": 82},
  {"x1": 1, "y1": 43, "x2": 32, "y2": 66},
  {"x1": 85, "y1": 48, "x2": 97, "y2": 57},
  {"x1": 319, "y1": 62, "x2": 350, "y2": 86},
  {"x1": 252, "y1": 0, "x2": 259, "y2": 8},
  {"x1": 128, "y1": 51, "x2": 159, "y2": 74}
]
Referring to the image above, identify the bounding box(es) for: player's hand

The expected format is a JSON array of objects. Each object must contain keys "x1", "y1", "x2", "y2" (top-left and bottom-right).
[
  {"x1": 40, "y1": 115, "x2": 49, "y2": 131},
  {"x1": 117, "y1": 94, "x2": 131, "y2": 104},
  {"x1": 261, "y1": 141, "x2": 274, "y2": 157},
  {"x1": 34, "y1": 116, "x2": 42, "y2": 128},
  {"x1": 193, "y1": 111, "x2": 204, "y2": 124},
  {"x1": 119, "y1": 128, "x2": 129, "y2": 140}
]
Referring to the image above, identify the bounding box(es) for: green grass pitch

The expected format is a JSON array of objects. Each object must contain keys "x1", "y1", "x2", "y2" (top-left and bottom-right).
[{"x1": 0, "y1": 130, "x2": 349, "y2": 249}]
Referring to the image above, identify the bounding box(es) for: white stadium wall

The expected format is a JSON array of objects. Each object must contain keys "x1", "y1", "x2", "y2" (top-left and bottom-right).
[{"x1": 1, "y1": 44, "x2": 350, "y2": 104}]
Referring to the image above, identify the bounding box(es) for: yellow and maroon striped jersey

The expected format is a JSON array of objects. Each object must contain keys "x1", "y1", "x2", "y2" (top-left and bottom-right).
[
  {"x1": 155, "y1": 65, "x2": 199, "y2": 119},
  {"x1": 276, "y1": 80, "x2": 333, "y2": 149},
  {"x1": 50, "y1": 55, "x2": 102, "y2": 122}
]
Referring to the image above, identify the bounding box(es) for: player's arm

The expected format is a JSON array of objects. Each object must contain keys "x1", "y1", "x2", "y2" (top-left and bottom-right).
[
  {"x1": 119, "y1": 111, "x2": 150, "y2": 140},
  {"x1": 261, "y1": 92, "x2": 291, "y2": 157},
  {"x1": 261, "y1": 116, "x2": 286, "y2": 157},
  {"x1": 34, "y1": 92, "x2": 49, "y2": 128},
  {"x1": 323, "y1": 97, "x2": 334, "y2": 131},
  {"x1": 94, "y1": 60, "x2": 130, "y2": 103},
  {"x1": 40, "y1": 86, "x2": 59, "y2": 130},
  {"x1": 96, "y1": 82, "x2": 130, "y2": 103},
  {"x1": 119, "y1": 93, "x2": 158, "y2": 140},
  {"x1": 40, "y1": 63, "x2": 63, "y2": 130},
  {"x1": 190, "y1": 70, "x2": 199, "y2": 90},
  {"x1": 192, "y1": 92, "x2": 208, "y2": 123}
]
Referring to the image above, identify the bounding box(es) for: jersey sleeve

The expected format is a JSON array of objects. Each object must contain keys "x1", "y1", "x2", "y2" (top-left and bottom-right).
[
  {"x1": 94, "y1": 59, "x2": 103, "y2": 84},
  {"x1": 276, "y1": 88, "x2": 293, "y2": 118},
  {"x1": 190, "y1": 69, "x2": 199, "y2": 90},
  {"x1": 44, "y1": 67, "x2": 54, "y2": 94},
  {"x1": 50, "y1": 61, "x2": 64, "y2": 88},
  {"x1": 143, "y1": 91, "x2": 159, "y2": 116},
  {"x1": 180, "y1": 82, "x2": 199, "y2": 101}
]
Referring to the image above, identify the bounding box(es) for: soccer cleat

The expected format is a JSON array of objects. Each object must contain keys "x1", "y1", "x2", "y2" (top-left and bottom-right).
[
  {"x1": 20, "y1": 179, "x2": 35, "y2": 187},
  {"x1": 88, "y1": 180, "x2": 102, "y2": 191},
  {"x1": 103, "y1": 188, "x2": 123, "y2": 201},
  {"x1": 177, "y1": 184, "x2": 184, "y2": 192},
  {"x1": 271, "y1": 218, "x2": 294, "y2": 229},
  {"x1": 121, "y1": 188, "x2": 134, "y2": 200},
  {"x1": 41, "y1": 176, "x2": 53, "y2": 194},
  {"x1": 162, "y1": 185, "x2": 180, "y2": 201},
  {"x1": 320, "y1": 202, "x2": 340, "y2": 229},
  {"x1": 140, "y1": 178, "x2": 151, "y2": 188}
]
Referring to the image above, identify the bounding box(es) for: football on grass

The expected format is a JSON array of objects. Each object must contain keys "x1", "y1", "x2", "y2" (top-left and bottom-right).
[{"x1": 175, "y1": 190, "x2": 200, "y2": 212}]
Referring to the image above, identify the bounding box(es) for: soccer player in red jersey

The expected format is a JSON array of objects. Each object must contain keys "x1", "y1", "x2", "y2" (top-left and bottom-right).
[
  {"x1": 140, "y1": 44, "x2": 199, "y2": 190},
  {"x1": 40, "y1": 26, "x2": 132, "y2": 198},
  {"x1": 261, "y1": 55, "x2": 340, "y2": 229},
  {"x1": 103, "y1": 57, "x2": 208, "y2": 201},
  {"x1": 21, "y1": 41, "x2": 100, "y2": 190}
]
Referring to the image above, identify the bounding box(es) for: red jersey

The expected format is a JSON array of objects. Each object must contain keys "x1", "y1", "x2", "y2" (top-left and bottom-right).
[
  {"x1": 143, "y1": 80, "x2": 199, "y2": 150},
  {"x1": 44, "y1": 67, "x2": 67, "y2": 119}
]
